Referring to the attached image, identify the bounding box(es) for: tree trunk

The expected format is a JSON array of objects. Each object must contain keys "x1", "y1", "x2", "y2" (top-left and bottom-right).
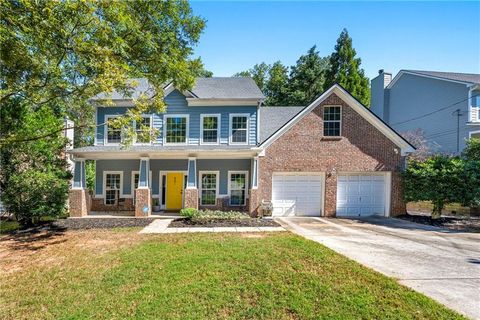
[{"x1": 431, "y1": 201, "x2": 444, "y2": 220}]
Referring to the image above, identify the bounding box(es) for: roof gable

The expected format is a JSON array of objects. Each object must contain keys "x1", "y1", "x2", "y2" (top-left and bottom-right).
[
  {"x1": 258, "y1": 84, "x2": 415, "y2": 155},
  {"x1": 388, "y1": 70, "x2": 480, "y2": 88}
]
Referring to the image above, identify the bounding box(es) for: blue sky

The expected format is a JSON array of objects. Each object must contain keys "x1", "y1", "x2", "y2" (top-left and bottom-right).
[{"x1": 191, "y1": 1, "x2": 480, "y2": 79}]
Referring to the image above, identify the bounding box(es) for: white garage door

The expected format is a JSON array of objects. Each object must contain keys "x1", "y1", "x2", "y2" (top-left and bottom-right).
[
  {"x1": 272, "y1": 174, "x2": 323, "y2": 216},
  {"x1": 337, "y1": 174, "x2": 387, "y2": 217}
]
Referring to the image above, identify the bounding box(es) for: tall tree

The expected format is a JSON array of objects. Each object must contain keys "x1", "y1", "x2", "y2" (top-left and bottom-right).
[
  {"x1": 264, "y1": 61, "x2": 289, "y2": 105},
  {"x1": 325, "y1": 29, "x2": 370, "y2": 106},
  {"x1": 287, "y1": 46, "x2": 329, "y2": 106},
  {"x1": 0, "y1": 0, "x2": 206, "y2": 224},
  {"x1": 234, "y1": 62, "x2": 270, "y2": 93}
]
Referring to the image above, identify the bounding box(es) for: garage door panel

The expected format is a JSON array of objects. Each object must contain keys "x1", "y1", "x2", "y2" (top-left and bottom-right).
[
  {"x1": 272, "y1": 174, "x2": 323, "y2": 217},
  {"x1": 337, "y1": 174, "x2": 387, "y2": 217}
]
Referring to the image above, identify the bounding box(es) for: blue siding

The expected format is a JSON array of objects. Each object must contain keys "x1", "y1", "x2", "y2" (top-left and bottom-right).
[
  {"x1": 197, "y1": 159, "x2": 251, "y2": 194},
  {"x1": 94, "y1": 158, "x2": 250, "y2": 197},
  {"x1": 95, "y1": 90, "x2": 258, "y2": 146}
]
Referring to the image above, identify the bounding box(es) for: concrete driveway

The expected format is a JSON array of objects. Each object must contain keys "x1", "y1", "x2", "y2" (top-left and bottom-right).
[{"x1": 276, "y1": 216, "x2": 480, "y2": 319}]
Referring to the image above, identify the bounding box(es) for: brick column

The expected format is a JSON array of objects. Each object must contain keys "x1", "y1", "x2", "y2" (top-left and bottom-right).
[
  {"x1": 390, "y1": 172, "x2": 406, "y2": 216},
  {"x1": 324, "y1": 174, "x2": 337, "y2": 217},
  {"x1": 135, "y1": 188, "x2": 151, "y2": 217},
  {"x1": 184, "y1": 188, "x2": 198, "y2": 209},
  {"x1": 248, "y1": 188, "x2": 259, "y2": 217},
  {"x1": 69, "y1": 189, "x2": 90, "y2": 217}
]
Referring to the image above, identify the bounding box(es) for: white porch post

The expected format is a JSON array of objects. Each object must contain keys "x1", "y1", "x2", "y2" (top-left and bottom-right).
[
  {"x1": 185, "y1": 157, "x2": 198, "y2": 209},
  {"x1": 69, "y1": 158, "x2": 89, "y2": 217},
  {"x1": 135, "y1": 157, "x2": 151, "y2": 216}
]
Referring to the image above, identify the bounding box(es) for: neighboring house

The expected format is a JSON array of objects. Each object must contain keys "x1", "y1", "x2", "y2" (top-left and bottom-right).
[
  {"x1": 371, "y1": 69, "x2": 480, "y2": 153},
  {"x1": 68, "y1": 78, "x2": 414, "y2": 218}
]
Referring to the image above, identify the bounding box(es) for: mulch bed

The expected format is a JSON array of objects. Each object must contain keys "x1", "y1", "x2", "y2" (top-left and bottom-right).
[
  {"x1": 397, "y1": 213, "x2": 480, "y2": 233},
  {"x1": 52, "y1": 218, "x2": 157, "y2": 230},
  {"x1": 169, "y1": 218, "x2": 279, "y2": 228}
]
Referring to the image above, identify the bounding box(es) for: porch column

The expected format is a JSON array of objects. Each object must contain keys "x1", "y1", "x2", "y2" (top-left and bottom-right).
[
  {"x1": 135, "y1": 157, "x2": 151, "y2": 217},
  {"x1": 69, "y1": 159, "x2": 90, "y2": 217},
  {"x1": 184, "y1": 157, "x2": 198, "y2": 209},
  {"x1": 249, "y1": 157, "x2": 259, "y2": 216}
]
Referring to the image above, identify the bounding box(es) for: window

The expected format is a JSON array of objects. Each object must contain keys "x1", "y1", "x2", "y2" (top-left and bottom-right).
[
  {"x1": 470, "y1": 131, "x2": 480, "y2": 140},
  {"x1": 323, "y1": 106, "x2": 341, "y2": 137},
  {"x1": 201, "y1": 114, "x2": 220, "y2": 144},
  {"x1": 200, "y1": 172, "x2": 218, "y2": 205},
  {"x1": 104, "y1": 172, "x2": 121, "y2": 205},
  {"x1": 105, "y1": 116, "x2": 122, "y2": 144},
  {"x1": 135, "y1": 116, "x2": 152, "y2": 144},
  {"x1": 230, "y1": 114, "x2": 248, "y2": 144},
  {"x1": 165, "y1": 115, "x2": 188, "y2": 144},
  {"x1": 229, "y1": 171, "x2": 248, "y2": 206}
]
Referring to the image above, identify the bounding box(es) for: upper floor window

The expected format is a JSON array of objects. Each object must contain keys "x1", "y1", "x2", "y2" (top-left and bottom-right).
[
  {"x1": 134, "y1": 116, "x2": 152, "y2": 144},
  {"x1": 230, "y1": 114, "x2": 249, "y2": 144},
  {"x1": 201, "y1": 114, "x2": 220, "y2": 144},
  {"x1": 105, "y1": 115, "x2": 121, "y2": 144},
  {"x1": 323, "y1": 106, "x2": 341, "y2": 137},
  {"x1": 164, "y1": 115, "x2": 188, "y2": 144}
]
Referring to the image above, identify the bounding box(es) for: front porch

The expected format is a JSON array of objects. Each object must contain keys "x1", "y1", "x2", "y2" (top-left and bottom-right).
[{"x1": 69, "y1": 156, "x2": 260, "y2": 217}]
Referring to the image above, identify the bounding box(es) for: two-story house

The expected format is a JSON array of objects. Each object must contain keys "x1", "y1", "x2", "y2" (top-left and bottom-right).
[
  {"x1": 371, "y1": 70, "x2": 480, "y2": 153},
  {"x1": 68, "y1": 78, "x2": 414, "y2": 218}
]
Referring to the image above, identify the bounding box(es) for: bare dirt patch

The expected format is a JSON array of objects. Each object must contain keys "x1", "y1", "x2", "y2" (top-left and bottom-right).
[{"x1": 398, "y1": 213, "x2": 480, "y2": 233}]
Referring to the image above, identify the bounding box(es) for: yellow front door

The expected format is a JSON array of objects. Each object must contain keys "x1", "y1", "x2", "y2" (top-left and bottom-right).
[{"x1": 166, "y1": 172, "x2": 184, "y2": 210}]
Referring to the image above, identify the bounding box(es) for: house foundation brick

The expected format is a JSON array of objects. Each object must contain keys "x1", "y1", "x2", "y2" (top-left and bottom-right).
[
  {"x1": 184, "y1": 188, "x2": 198, "y2": 210},
  {"x1": 135, "y1": 188, "x2": 151, "y2": 217},
  {"x1": 248, "y1": 189, "x2": 259, "y2": 216},
  {"x1": 69, "y1": 189, "x2": 90, "y2": 217},
  {"x1": 198, "y1": 196, "x2": 250, "y2": 213},
  {"x1": 258, "y1": 93, "x2": 407, "y2": 217},
  {"x1": 91, "y1": 198, "x2": 135, "y2": 212}
]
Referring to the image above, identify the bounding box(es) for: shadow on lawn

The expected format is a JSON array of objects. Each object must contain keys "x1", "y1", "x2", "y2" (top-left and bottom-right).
[{"x1": 0, "y1": 223, "x2": 68, "y2": 252}]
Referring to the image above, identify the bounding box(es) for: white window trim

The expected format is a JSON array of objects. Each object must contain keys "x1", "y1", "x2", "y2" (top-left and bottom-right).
[
  {"x1": 469, "y1": 130, "x2": 480, "y2": 139},
  {"x1": 163, "y1": 114, "x2": 189, "y2": 145},
  {"x1": 104, "y1": 115, "x2": 122, "y2": 145},
  {"x1": 131, "y1": 171, "x2": 152, "y2": 197},
  {"x1": 200, "y1": 114, "x2": 221, "y2": 145},
  {"x1": 133, "y1": 114, "x2": 153, "y2": 145},
  {"x1": 103, "y1": 171, "x2": 124, "y2": 205},
  {"x1": 227, "y1": 170, "x2": 249, "y2": 206},
  {"x1": 323, "y1": 105, "x2": 342, "y2": 137},
  {"x1": 229, "y1": 113, "x2": 249, "y2": 145},
  {"x1": 198, "y1": 171, "x2": 220, "y2": 206}
]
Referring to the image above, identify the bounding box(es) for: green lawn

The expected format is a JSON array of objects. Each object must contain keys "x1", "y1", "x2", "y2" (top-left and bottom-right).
[{"x1": 0, "y1": 230, "x2": 464, "y2": 320}]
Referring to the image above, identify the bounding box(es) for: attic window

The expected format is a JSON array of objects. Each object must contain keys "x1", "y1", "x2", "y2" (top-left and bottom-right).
[{"x1": 323, "y1": 106, "x2": 341, "y2": 137}]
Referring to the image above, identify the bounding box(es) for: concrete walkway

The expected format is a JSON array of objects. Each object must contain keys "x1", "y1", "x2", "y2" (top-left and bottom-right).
[
  {"x1": 140, "y1": 219, "x2": 285, "y2": 234},
  {"x1": 276, "y1": 216, "x2": 480, "y2": 320}
]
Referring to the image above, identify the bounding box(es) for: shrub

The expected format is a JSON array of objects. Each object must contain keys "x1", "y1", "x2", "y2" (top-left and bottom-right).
[{"x1": 180, "y1": 208, "x2": 198, "y2": 219}]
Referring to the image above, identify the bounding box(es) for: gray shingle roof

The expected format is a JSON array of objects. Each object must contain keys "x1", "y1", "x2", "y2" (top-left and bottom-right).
[
  {"x1": 259, "y1": 106, "x2": 305, "y2": 143},
  {"x1": 92, "y1": 77, "x2": 264, "y2": 101},
  {"x1": 191, "y1": 77, "x2": 264, "y2": 99},
  {"x1": 405, "y1": 70, "x2": 480, "y2": 85}
]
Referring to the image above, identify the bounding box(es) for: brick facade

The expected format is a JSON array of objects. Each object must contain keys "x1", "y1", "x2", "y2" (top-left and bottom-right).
[
  {"x1": 258, "y1": 93, "x2": 406, "y2": 217},
  {"x1": 69, "y1": 189, "x2": 90, "y2": 217},
  {"x1": 198, "y1": 196, "x2": 250, "y2": 212},
  {"x1": 184, "y1": 188, "x2": 199, "y2": 210},
  {"x1": 91, "y1": 197, "x2": 135, "y2": 212},
  {"x1": 135, "y1": 188, "x2": 151, "y2": 217}
]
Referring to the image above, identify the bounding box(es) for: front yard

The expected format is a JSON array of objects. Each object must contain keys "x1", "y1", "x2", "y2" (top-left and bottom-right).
[{"x1": 0, "y1": 228, "x2": 464, "y2": 319}]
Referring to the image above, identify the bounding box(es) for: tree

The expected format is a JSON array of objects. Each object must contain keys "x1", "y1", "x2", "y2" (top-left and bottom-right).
[
  {"x1": 401, "y1": 129, "x2": 431, "y2": 160},
  {"x1": 325, "y1": 29, "x2": 370, "y2": 106},
  {"x1": 463, "y1": 137, "x2": 480, "y2": 161},
  {"x1": 264, "y1": 61, "x2": 289, "y2": 106},
  {"x1": 234, "y1": 62, "x2": 270, "y2": 93},
  {"x1": 287, "y1": 46, "x2": 329, "y2": 106},
  {"x1": 403, "y1": 155, "x2": 469, "y2": 219},
  {"x1": 1, "y1": 104, "x2": 70, "y2": 226},
  {"x1": 0, "y1": 0, "x2": 205, "y2": 224},
  {"x1": 1, "y1": 0, "x2": 206, "y2": 146}
]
